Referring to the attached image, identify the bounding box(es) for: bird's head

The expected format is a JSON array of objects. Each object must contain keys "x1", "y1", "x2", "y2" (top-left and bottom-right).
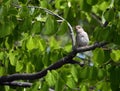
[{"x1": 75, "y1": 25, "x2": 84, "y2": 33}]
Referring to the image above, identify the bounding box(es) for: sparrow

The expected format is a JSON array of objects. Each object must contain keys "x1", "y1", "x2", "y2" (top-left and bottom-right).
[{"x1": 75, "y1": 25, "x2": 89, "y2": 47}]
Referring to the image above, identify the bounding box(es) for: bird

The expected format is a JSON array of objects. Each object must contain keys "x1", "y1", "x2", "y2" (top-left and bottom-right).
[
  {"x1": 75, "y1": 25, "x2": 93, "y2": 65},
  {"x1": 75, "y1": 25, "x2": 89, "y2": 47}
]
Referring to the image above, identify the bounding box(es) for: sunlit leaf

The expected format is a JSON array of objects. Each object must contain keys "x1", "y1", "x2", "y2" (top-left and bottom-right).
[
  {"x1": 110, "y1": 50, "x2": 120, "y2": 62},
  {"x1": 16, "y1": 61, "x2": 23, "y2": 72},
  {"x1": 49, "y1": 37, "x2": 60, "y2": 48},
  {"x1": 26, "y1": 62, "x2": 35, "y2": 73},
  {"x1": 34, "y1": 36, "x2": 46, "y2": 51},
  {"x1": 9, "y1": 50, "x2": 18, "y2": 66},
  {"x1": 98, "y1": 1, "x2": 110, "y2": 11},
  {"x1": 80, "y1": 84, "x2": 88, "y2": 91},
  {"x1": 40, "y1": 0, "x2": 48, "y2": 8},
  {"x1": 50, "y1": 50, "x2": 59, "y2": 62},
  {"x1": 26, "y1": 36, "x2": 36, "y2": 50},
  {"x1": 66, "y1": 75, "x2": 76, "y2": 88},
  {"x1": 0, "y1": 67, "x2": 5, "y2": 76},
  {"x1": 45, "y1": 70, "x2": 58, "y2": 86}
]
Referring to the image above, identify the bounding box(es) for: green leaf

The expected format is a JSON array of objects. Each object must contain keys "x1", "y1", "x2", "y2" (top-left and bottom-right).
[
  {"x1": 110, "y1": 50, "x2": 120, "y2": 62},
  {"x1": 45, "y1": 70, "x2": 58, "y2": 86},
  {"x1": 97, "y1": 68, "x2": 106, "y2": 80},
  {"x1": 115, "y1": 0, "x2": 120, "y2": 10},
  {"x1": 5, "y1": 37, "x2": 11, "y2": 49},
  {"x1": 8, "y1": 7, "x2": 18, "y2": 15},
  {"x1": 96, "y1": 82, "x2": 111, "y2": 91},
  {"x1": 19, "y1": 6, "x2": 30, "y2": 18},
  {"x1": 55, "y1": 0, "x2": 67, "y2": 9},
  {"x1": 16, "y1": 61, "x2": 23, "y2": 72},
  {"x1": 9, "y1": 50, "x2": 18, "y2": 66},
  {"x1": 0, "y1": 52, "x2": 4, "y2": 60},
  {"x1": 40, "y1": 81, "x2": 49, "y2": 91},
  {"x1": 29, "y1": 82, "x2": 41, "y2": 91},
  {"x1": 71, "y1": 65, "x2": 78, "y2": 82},
  {"x1": 26, "y1": 36, "x2": 36, "y2": 50},
  {"x1": 56, "y1": 21, "x2": 68, "y2": 35},
  {"x1": 50, "y1": 50, "x2": 59, "y2": 62},
  {"x1": 42, "y1": 52, "x2": 50, "y2": 67},
  {"x1": 0, "y1": 5, "x2": 7, "y2": 17},
  {"x1": 55, "y1": 0, "x2": 61, "y2": 9},
  {"x1": 87, "y1": 0, "x2": 98, "y2": 5},
  {"x1": 109, "y1": 66, "x2": 120, "y2": 91},
  {"x1": 80, "y1": 84, "x2": 88, "y2": 91},
  {"x1": 33, "y1": 36, "x2": 46, "y2": 51},
  {"x1": 26, "y1": 62, "x2": 35, "y2": 73},
  {"x1": 88, "y1": 67, "x2": 98, "y2": 80},
  {"x1": 0, "y1": 22, "x2": 15, "y2": 38},
  {"x1": 49, "y1": 37, "x2": 60, "y2": 48},
  {"x1": 93, "y1": 27, "x2": 109, "y2": 41},
  {"x1": 92, "y1": 48, "x2": 105, "y2": 65},
  {"x1": 66, "y1": 75, "x2": 76, "y2": 88},
  {"x1": 64, "y1": 43, "x2": 72, "y2": 52},
  {"x1": 79, "y1": 0, "x2": 92, "y2": 12},
  {"x1": 79, "y1": 67, "x2": 89, "y2": 79},
  {"x1": 40, "y1": 0, "x2": 48, "y2": 8},
  {"x1": 43, "y1": 16, "x2": 58, "y2": 35},
  {"x1": 0, "y1": 67, "x2": 6, "y2": 76},
  {"x1": 98, "y1": 1, "x2": 110, "y2": 11},
  {"x1": 31, "y1": 21, "x2": 42, "y2": 34},
  {"x1": 104, "y1": 8, "x2": 115, "y2": 22},
  {"x1": 55, "y1": 76, "x2": 64, "y2": 91},
  {"x1": 20, "y1": 17, "x2": 32, "y2": 32}
]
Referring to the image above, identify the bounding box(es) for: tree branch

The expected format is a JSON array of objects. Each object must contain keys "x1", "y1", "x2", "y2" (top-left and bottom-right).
[
  {"x1": 75, "y1": 42, "x2": 108, "y2": 52},
  {"x1": 1, "y1": 4, "x2": 108, "y2": 88},
  {"x1": 0, "y1": 42, "x2": 108, "y2": 83},
  {"x1": 0, "y1": 81, "x2": 32, "y2": 87}
]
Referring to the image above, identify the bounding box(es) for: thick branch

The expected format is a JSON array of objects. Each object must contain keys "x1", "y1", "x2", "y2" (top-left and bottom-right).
[{"x1": 0, "y1": 42, "x2": 108, "y2": 83}]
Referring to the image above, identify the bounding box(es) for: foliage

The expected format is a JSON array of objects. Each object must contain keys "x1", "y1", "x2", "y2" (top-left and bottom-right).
[{"x1": 0, "y1": 0, "x2": 120, "y2": 91}]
